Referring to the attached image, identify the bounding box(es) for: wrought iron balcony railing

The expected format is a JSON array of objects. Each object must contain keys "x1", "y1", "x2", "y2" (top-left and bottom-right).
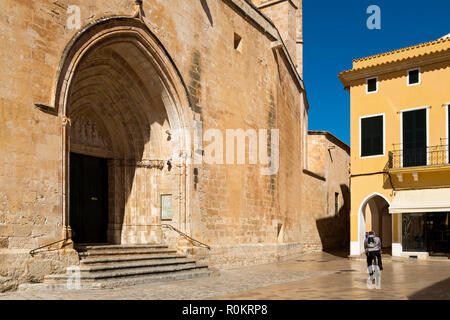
[{"x1": 388, "y1": 144, "x2": 449, "y2": 169}]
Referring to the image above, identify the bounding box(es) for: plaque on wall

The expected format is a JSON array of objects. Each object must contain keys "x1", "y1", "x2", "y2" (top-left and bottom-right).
[{"x1": 161, "y1": 194, "x2": 173, "y2": 220}]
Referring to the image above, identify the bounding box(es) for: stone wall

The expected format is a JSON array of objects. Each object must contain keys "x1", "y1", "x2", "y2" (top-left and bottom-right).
[
  {"x1": 0, "y1": 0, "x2": 347, "y2": 292},
  {"x1": 251, "y1": 0, "x2": 303, "y2": 75},
  {"x1": 0, "y1": 249, "x2": 78, "y2": 292},
  {"x1": 302, "y1": 132, "x2": 350, "y2": 251}
]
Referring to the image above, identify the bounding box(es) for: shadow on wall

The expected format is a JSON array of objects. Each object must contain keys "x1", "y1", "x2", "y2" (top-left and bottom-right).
[
  {"x1": 315, "y1": 184, "x2": 350, "y2": 258},
  {"x1": 408, "y1": 277, "x2": 450, "y2": 300},
  {"x1": 200, "y1": 0, "x2": 213, "y2": 26}
]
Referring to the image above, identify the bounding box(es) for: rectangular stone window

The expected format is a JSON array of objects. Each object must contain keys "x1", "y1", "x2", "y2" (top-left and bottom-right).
[
  {"x1": 234, "y1": 33, "x2": 242, "y2": 52},
  {"x1": 360, "y1": 114, "x2": 384, "y2": 157}
]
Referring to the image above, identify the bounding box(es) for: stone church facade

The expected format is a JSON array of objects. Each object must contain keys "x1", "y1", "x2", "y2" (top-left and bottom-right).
[{"x1": 0, "y1": 0, "x2": 349, "y2": 291}]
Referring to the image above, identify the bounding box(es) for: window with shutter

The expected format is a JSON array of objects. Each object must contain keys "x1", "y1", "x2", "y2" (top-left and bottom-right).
[{"x1": 360, "y1": 115, "x2": 384, "y2": 157}]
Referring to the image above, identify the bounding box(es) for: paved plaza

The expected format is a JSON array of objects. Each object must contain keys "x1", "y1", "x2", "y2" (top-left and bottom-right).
[{"x1": 0, "y1": 252, "x2": 449, "y2": 300}]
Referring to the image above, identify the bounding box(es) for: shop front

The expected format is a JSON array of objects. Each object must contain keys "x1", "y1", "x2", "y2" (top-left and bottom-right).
[
  {"x1": 390, "y1": 189, "x2": 450, "y2": 259},
  {"x1": 402, "y1": 212, "x2": 449, "y2": 258}
]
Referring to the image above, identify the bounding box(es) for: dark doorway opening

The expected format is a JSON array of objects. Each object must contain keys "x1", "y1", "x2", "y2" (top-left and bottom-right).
[
  {"x1": 426, "y1": 212, "x2": 449, "y2": 258},
  {"x1": 70, "y1": 153, "x2": 108, "y2": 244}
]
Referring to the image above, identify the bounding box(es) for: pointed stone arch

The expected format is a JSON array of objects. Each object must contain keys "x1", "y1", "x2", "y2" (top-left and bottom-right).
[{"x1": 52, "y1": 17, "x2": 194, "y2": 244}]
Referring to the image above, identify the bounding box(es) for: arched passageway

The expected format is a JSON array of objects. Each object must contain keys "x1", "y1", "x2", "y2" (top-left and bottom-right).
[{"x1": 358, "y1": 193, "x2": 392, "y2": 254}]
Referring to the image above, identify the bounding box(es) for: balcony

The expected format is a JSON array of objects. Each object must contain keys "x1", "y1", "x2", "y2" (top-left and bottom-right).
[
  {"x1": 387, "y1": 143, "x2": 450, "y2": 188},
  {"x1": 388, "y1": 144, "x2": 449, "y2": 169}
]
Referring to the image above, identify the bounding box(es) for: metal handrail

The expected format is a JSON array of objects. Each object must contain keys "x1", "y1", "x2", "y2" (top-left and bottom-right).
[
  {"x1": 152, "y1": 224, "x2": 211, "y2": 250},
  {"x1": 388, "y1": 144, "x2": 449, "y2": 169},
  {"x1": 29, "y1": 238, "x2": 69, "y2": 256},
  {"x1": 29, "y1": 225, "x2": 211, "y2": 255}
]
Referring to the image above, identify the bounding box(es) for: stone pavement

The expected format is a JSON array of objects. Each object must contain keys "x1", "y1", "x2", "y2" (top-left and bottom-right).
[{"x1": 0, "y1": 252, "x2": 449, "y2": 300}]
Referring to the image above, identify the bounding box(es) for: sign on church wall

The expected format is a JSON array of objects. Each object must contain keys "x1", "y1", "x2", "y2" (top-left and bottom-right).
[{"x1": 161, "y1": 194, "x2": 173, "y2": 220}]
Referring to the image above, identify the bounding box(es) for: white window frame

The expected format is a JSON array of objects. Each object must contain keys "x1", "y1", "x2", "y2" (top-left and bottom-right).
[
  {"x1": 407, "y1": 68, "x2": 421, "y2": 87},
  {"x1": 359, "y1": 113, "x2": 385, "y2": 158},
  {"x1": 399, "y1": 106, "x2": 430, "y2": 167},
  {"x1": 366, "y1": 77, "x2": 378, "y2": 94}
]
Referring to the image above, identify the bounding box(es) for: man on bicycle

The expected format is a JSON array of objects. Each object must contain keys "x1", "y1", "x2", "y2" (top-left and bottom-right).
[{"x1": 365, "y1": 230, "x2": 383, "y2": 271}]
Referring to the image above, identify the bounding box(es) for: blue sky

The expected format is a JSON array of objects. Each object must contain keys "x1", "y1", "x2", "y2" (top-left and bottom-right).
[{"x1": 304, "y1": 0, "x2": 450, "y2": 145}]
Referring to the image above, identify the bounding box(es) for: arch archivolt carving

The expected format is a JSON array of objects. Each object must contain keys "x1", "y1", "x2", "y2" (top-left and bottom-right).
[{"x1": 70, "y1": 110, "x2": 111, "y2": 151}]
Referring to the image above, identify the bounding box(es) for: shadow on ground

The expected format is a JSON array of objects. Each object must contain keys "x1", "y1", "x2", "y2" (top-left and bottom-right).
[
  {"x1": 408, "y1": 277, "x2": 450, "y2": 300},
  {"x1": 321, "y1": 248, "x2": 349, "y2": 259}
]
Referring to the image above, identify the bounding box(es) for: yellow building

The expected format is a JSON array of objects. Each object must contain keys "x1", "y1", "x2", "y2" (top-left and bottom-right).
[{"x1": 339, "y1": 35, "x2": 450, "y2": 259}]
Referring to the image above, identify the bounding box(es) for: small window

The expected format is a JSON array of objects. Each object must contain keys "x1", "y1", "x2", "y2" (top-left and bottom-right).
[
  {"x1": 366, "y1": 77, "x2": 378, "y2": 93},
  {"x1": 360, "y1": 114, "x2": 384, "y2": 157},
  {"x1": 408, "y1": 68, "x2": 420, "y2": 86},
  {"x1": 234, "y1": 33, "x2": 242, "y2": 52}
]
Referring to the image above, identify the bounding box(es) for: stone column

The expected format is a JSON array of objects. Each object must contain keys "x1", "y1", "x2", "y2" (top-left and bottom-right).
[{"x1": 61, "y1": 115, "x2": 73, "y2": 247}]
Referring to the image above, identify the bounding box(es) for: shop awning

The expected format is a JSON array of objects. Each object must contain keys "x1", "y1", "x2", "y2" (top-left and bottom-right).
[{"x1": 389, "y1": 188, "x2": 450, "y2": 214}]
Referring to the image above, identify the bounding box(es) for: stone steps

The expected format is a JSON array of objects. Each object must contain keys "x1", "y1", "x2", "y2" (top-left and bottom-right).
[
  {"x1": 19, "y1": 269, "x2": 212, "y2": 291},
  {"x1": 80, "y1": 253, "x2": 187, "y2": 264},
  {"x1": 18, "y1": 244, "x2": 213, "y2": 291},
  {"x1": 76, "y1": 245, "x2": 178, "y2": 257},
  {"x1": 44, "y1": 262, "x2": 206, "y2": 281},
  {"x1": 74, "y1": 244, "x2": 168, "y2": 250},
  {"x1": 78, "y1": 257, "x2": 198, "y2": 272}
]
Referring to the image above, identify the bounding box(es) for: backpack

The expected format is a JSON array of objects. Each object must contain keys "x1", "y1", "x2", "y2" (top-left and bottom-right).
[{"x1": 367, "y1": 236, "x2": 376, "y2": 248}]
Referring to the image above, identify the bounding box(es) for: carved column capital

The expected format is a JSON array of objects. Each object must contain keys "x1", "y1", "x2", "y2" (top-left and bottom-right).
[{"x1": 61, "y1": 116, "x2": 72, "y2": 127}]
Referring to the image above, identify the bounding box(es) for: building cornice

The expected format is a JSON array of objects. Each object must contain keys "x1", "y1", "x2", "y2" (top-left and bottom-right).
[
  {"x1": 339, "y1": 49, "x2": 450, "y2": 87},
  {"x1": 353, "y1": 36, "x2": 450, "y2": 66}
]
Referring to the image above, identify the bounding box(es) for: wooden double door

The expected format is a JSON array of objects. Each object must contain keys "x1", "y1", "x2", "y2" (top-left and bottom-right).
[{"x1": 70, "y1": 153, "x2": 108, "y2": 244}]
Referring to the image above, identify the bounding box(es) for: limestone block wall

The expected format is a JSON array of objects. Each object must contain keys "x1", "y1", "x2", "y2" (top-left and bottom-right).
[
  {"x1": 251, "y1": 0, "x2": 303, "y2": 75},
  {"x1": 302, "y1": 132, "x2": 350, "y2": 251},
  {"x1": 0, "y1": 0, "x2": 330, "y2": 291},
  {"x1": 254, "y1": 0, "x2": 298, "y2": 67},
  {"x1": 295, "y1": 0, "x2": 303, "y2": 77},
  {"x1": 186, "y1": 0, "x2": 306, "y2": 265}
]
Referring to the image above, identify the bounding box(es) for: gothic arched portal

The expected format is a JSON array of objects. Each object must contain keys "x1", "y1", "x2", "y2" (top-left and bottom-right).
[{"x1": 53, "y1": 17, "x2": 193, "y2": 245}]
